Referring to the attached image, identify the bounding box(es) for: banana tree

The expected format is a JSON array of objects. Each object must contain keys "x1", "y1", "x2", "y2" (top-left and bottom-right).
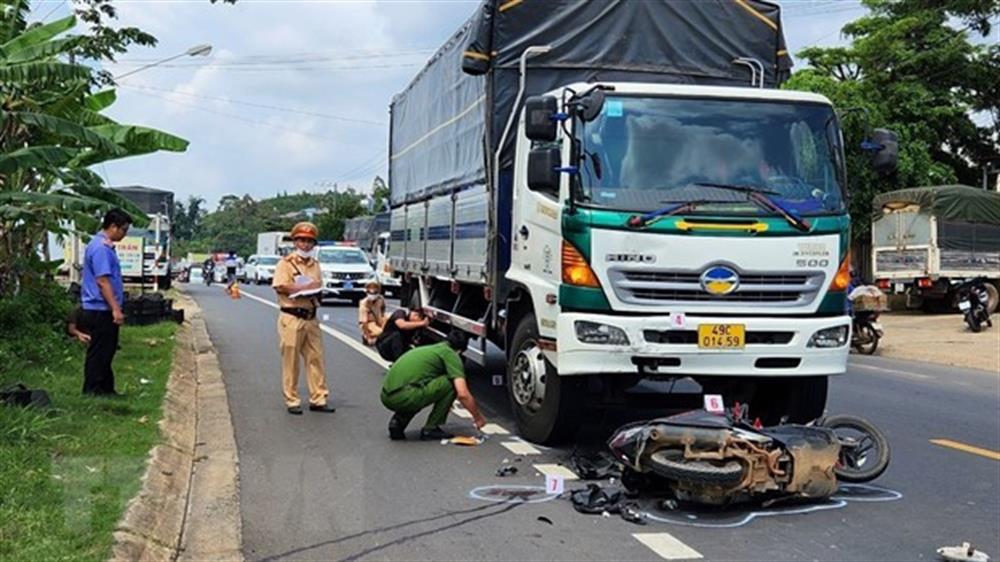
[{"x1": 0, "y1": 12, "x2": 189, "y2": 295}]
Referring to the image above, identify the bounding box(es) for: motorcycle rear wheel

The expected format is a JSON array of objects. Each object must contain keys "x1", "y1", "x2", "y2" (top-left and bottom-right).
[
  {"x1": 817, "y1": 414, "x2": 890, "y2": 483},
  {"x1": 853, "y1": 324, "x2": 879, "y2": 355},
  {"x1": 647, "y1": 449, "x2": 745, "y2": 486}
]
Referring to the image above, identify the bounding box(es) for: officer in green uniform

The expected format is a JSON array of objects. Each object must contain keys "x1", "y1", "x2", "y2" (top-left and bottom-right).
[{"x1": 380, "y1": 330, "x2": 486, "y2": 441}]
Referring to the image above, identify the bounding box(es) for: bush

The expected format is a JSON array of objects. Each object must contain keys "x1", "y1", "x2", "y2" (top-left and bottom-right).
[{"x1": 0, "y1": 279, "x2": 74, "y2": 373}]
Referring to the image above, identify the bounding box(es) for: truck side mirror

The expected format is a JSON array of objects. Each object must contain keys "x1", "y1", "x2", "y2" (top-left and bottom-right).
[
  {"x1": 577, "y1": 88, "x2": 605, "y2": 122},
  {"x1": 527, "y1": 147, "x2": 561, "y2": 194},
  {"x1": 525, "y1": 96, "x2": 558, "y2": 142},
  {"x1": 866, "y1": 128, "x2": 898, "y2": 176}
]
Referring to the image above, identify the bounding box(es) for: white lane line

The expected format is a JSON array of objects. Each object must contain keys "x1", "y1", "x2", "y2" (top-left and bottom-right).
[
  {"x1": 532, "y1": 463, "x2": 578, "y2": 480},
  {"x1": 633, "y1": 533, "x2": 703, "y2": 560},
  {"x1": 501, "y1": 441, "x2": 541, "y2": 455},
  {"x1": 479, "y1": 423, "x2": 510, "y2": 435},
  {"x1": 241, "y1": 291, "x2": 390, "y2": 369},
  {"x1": 851, "y1": 363, "x2": 932, "y2": 380}
]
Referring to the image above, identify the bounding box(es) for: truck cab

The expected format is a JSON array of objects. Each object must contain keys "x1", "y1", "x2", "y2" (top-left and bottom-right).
[{"x1": 502, "y1": 83, "x2": 854, "y2": 440}]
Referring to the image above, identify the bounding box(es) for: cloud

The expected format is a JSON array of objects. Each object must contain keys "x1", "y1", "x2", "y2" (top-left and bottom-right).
[{"x1": 49, "y1": 1, "x2": 861, "y2": 211}]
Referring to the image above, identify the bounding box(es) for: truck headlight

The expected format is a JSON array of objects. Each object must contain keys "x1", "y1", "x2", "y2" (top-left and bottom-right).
[
  {"x1": 807, "y1": 325, "x2": 849, "y2": 348},
  {"x1": 575, "y1": 321, "x2": 629, "y2": 345}
]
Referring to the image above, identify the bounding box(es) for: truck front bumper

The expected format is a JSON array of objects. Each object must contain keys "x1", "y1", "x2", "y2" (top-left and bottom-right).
[{"x1": 556, "y1": 313, "x2": 850, "y2": 378}]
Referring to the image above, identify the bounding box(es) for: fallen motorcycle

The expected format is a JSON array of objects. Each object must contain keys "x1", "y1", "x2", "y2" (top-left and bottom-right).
[{"x1": 608, "y1": 407, "x2": 890, "y2": 506}]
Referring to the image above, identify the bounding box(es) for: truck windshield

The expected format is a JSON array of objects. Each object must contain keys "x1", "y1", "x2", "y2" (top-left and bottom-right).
[
  {"x1": 318, "y1": 248, "x2": 368, "y2": 264},
  {"x1": 577, "y1": 96, "x2": 846, "y2": 216}
]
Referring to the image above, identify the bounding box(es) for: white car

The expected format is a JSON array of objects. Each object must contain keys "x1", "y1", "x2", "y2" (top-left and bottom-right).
[
  {"x1": 317, "y1": 245, "x2": 377, "y2": 304},
  {"x1": 247, "y1": 255, "x2": 280, "y2": 285}
]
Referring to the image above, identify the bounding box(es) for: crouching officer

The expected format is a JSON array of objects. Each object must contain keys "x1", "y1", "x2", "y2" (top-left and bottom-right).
[
  {"x1": 272, "y1": 222, "x2": 335, "y2": 415},
  {"x1": 380, "y1": 330, "x2": 486, "y2": 440}
]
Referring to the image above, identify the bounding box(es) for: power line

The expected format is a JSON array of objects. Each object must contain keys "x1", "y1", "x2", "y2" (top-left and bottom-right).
[
  {"x1": 39, "y1": 0, "x2": 68, "y2": 22},
  {"x1": 108, "y1": 62, "x2": 424, "y2": 73},
  {"x1": 116, "y1": 46, "x2": 437, "y2": 64},
  {"x1": 118, "y1": 83, "x2": 386, "y2": 126},
  {"x1": 127, "y1": 88, "x2": 352, "y2": 143},
  {"x1": 114, "y1": 49, "x2": 436, "y2": 66}
]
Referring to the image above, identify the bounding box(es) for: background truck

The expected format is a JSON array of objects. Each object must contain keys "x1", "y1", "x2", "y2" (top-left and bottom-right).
[
  {"x1": 344, "y1": 213, "x2": 398, "y2": 295},
  {"x1": 871, "y1": 184, "x2": 1000, "y2": 312},
  {"x1": 388, "y1": 0, "x2": 897, "y2": 443},
  {"x1": 111, "y1": 186, "x2": 174, "y2": 289},
  {"x1": 257, "y1": 231, "x2": 293, "y2": 257}
]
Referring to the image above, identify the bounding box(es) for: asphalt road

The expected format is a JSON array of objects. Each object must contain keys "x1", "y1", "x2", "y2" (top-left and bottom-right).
[{"x1": 187, "y1": 282, "x2": 1000, "y2": 561}]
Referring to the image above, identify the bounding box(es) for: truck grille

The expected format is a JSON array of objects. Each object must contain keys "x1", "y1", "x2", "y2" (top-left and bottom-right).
[{"x1": 610, "y1": 268, "x2": 824, "y2": 307}]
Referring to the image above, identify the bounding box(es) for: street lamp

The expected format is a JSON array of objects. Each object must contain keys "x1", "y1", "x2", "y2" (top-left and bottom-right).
[{"x1": 114, "y1": 44, "x2": 213, "y2": 81}]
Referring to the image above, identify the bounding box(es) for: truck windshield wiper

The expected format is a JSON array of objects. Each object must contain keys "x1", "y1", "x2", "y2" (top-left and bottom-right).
[
  {"x1": 693, "y1": 182, "x2": 811, "y2": 232},
  {"x1": 627, "y1": 200, "x2": 706, "y2": 228}
]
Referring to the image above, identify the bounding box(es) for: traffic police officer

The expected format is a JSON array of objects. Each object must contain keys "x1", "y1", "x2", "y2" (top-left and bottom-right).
[{"x1": 272, "y1": 222, "x2": 335, "y2": 415}]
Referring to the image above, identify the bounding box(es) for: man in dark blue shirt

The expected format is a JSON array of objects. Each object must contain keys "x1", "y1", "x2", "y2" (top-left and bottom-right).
[{"x1": 80, "y1": 208, "x2": 132, "y2": 396}]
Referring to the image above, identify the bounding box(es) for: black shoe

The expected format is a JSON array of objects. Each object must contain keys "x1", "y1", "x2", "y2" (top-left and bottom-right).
[
  {"x1": 420, "y1": 426, "x2": 454, "y2": 441},
  {"x1": 388, "y1": 413, "x2": 412, "y2": 440},
  {"x1": 309, "y1": 404, "x2": 336, "y2": 413},
  {"x1": 287, "y1": 405, "x2": 303, "y2": 415}
]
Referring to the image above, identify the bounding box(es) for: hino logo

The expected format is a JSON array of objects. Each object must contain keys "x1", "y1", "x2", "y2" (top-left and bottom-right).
[{"x1": 606, "y1": 253, "x2": 656, "y2": 263}]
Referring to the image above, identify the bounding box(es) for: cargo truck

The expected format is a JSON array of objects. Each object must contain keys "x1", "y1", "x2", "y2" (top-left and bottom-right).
[
  {"x1": 388, "y1": 0, "x2": 898, "y2": 443},
  {"x1": 871, "y1": 185, "x2": 1000, "y2": 312}
]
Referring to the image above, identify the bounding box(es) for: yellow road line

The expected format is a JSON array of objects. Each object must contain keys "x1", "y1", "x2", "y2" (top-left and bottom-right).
[{"x1": 930, "y1": 439, "x2": 1000, "y2": 461}]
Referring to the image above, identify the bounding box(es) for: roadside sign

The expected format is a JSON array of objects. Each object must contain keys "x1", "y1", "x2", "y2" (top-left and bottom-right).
[{"x1": 118, "y1": 236, "x2": 144, "y2": 277}]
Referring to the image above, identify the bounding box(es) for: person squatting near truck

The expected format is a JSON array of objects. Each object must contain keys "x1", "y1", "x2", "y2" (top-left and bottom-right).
[
  {"x1": 380, "y1": 330, "x2": 486, "y2": 441},
  {"x1": 358, "y1": 281, "x2": 387, "y2": 346},
  {"x1": 271, "y1": 222, "x2": 336, "y2": 415}
]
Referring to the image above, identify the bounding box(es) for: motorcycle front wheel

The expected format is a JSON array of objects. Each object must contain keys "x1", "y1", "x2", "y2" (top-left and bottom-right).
[
  {"x1": 965, "y1": 311, "x2": 982, "y2": 333},
  {"x1": 818, "y1": 414, "x2": 890, "y2": 483}
]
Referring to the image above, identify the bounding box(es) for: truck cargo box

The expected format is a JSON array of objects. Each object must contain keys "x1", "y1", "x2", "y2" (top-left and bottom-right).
[{"x1": 389, "y1": 0, "x2": 791, "y2": 285}]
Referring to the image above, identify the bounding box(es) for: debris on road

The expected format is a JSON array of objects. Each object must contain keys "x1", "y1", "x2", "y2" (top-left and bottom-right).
[
  {"x1": 619, "y1": 502, "x2": 647, "y2": 525},
  {"x1": 570, "y1": 450, "x2": 621, "y2": 481},
  {"x1": 496, "y1": 465, "x2": 518, "y2": 477},
  {"x1": 570, "y1": 483, "x2": 623, "y2": 515},
  {"x1": 536, "y1": 516, "x2": 553, "y2": 525},
  {"x1": 938, "y1": 543, "x2": 991, "y2": 562},
  {"x1": 443, "y1": 435, "x2": 484, "y2": 446}
]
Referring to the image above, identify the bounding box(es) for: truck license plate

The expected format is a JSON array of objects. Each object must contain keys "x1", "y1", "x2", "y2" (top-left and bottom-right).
[
  {"x1": 894, "y1": 282, "x2": 903, "y2": 293},
  {"x1": 697, "y1": 324, "x2": 745, "y2": 349}
]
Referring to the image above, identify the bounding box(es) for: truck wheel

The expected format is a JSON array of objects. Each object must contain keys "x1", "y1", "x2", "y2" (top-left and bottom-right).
[
  {"x1": 751, "y1": 376, "x2": 828, "y2": 425},
  {"x1": 507, "y1": 313, "x2": 584, "y2": 444}
]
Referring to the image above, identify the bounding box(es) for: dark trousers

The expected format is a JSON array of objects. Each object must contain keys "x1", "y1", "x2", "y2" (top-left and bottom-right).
[
  {"x1": 375, "y1": 331, "x2": 407, "y2": 362},
  {"x1": 381, "y1": 376, "x2": 457, "y2": 428},
  {"x1": 81, "y1": 310, "x2": 119, "y2": 395}
]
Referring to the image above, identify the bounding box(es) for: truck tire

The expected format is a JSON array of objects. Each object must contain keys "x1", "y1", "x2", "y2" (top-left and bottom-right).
[
  {"x1": 507, "y1": 313, "x2": 584, "y2": 444},
  {"x1": 751, "y1": 376, "x2": 828, "y2": 425}
]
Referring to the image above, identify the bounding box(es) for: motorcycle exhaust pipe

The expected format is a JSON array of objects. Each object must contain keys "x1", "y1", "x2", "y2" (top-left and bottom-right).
[{"x1": 648, "y1": 425, "x2": 729, "y2": 450}]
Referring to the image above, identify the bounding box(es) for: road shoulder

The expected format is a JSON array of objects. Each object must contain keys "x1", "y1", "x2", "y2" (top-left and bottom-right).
[{"x1": 110, "y1": 291, "x2": 243, "y2": 562}]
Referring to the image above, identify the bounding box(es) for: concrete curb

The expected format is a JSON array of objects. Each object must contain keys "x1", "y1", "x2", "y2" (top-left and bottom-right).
[{"x1": 110, "y1": 292, "x2": 243, "y2": 562}]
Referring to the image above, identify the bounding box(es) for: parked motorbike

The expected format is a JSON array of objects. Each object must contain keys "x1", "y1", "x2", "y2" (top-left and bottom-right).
[
  {"x1": 851, "y1": 310, "x2": 883, "y2": 355},
  {"x1": 955, "y1": 277, "x2": 993, "y2": 333},
  {"x1": 608, "y1": 408, "x2": 890, "y2": 506}
]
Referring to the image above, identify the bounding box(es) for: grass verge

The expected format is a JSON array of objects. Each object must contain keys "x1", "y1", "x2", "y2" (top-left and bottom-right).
[{"x1": 1, "y1": 321, "x2": 177, "y2": 562}]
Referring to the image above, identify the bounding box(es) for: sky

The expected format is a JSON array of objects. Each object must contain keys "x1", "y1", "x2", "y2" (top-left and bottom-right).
[{"x1": 31, "y1": 0, "x2": 876, "y2": 210}]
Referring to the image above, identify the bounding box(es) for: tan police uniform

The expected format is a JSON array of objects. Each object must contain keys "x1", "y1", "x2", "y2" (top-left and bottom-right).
[{"x1": 272, "y1": 253, "x2": 328, "y2": 408}]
